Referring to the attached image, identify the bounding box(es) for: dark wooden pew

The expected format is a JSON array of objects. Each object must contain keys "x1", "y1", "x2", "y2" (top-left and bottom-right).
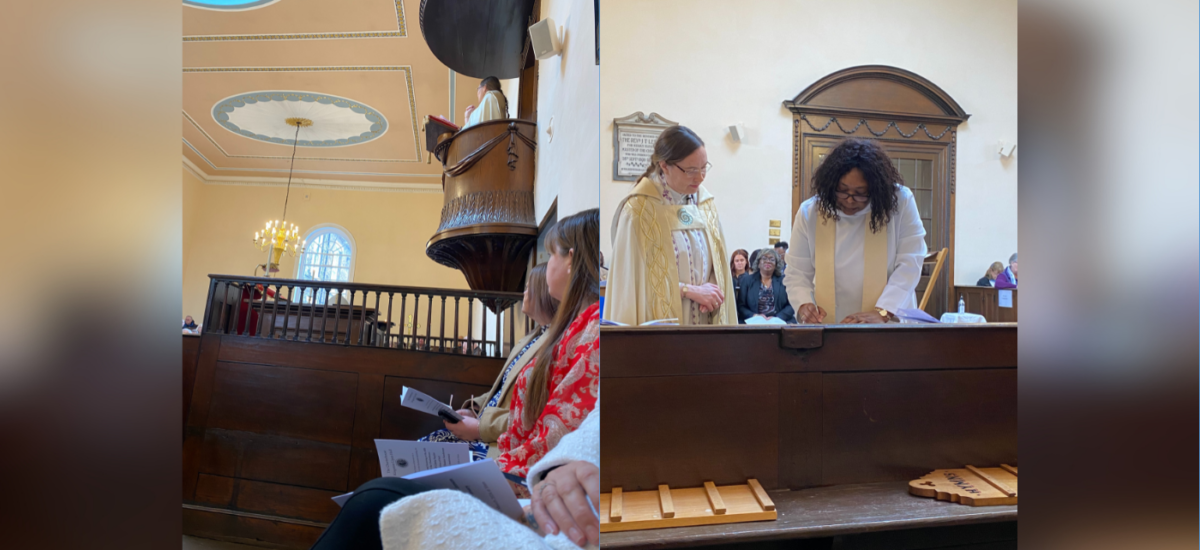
[
  {"x1": 184, "y1": 276, "x2": 528, "y2": 548},
  {"x1": 600, "y1": 324, "x2": 1017, "y2": 549},
  {"x1": 956, "y1": 285, "x2": 1019, "y2": 322}
]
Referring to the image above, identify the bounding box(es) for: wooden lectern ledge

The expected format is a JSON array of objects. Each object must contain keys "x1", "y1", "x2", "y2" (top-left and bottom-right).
[
  {"x1": 599, "y1": 481, "x2": 1017, "y2": 549},
  {"x1": 599, "y1": 323, "x2": 1017, "y2": 547}
]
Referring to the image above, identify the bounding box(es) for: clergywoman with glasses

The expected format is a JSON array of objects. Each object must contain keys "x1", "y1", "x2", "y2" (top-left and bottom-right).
[
  {"x1": 782, "y1": 138, "x2": 927, "y2": 324},
  {"x1": 605, "y1": 125, "x2": 738, "y2": 325}
]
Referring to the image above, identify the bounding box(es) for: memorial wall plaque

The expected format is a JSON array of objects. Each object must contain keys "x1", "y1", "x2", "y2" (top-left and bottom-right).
[{"x1": 612, "y1": 112, "x2": 677, "y2": 182}]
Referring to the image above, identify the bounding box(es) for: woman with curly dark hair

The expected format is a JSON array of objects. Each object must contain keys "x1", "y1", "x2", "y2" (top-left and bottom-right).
[{"x1": 782, "y1": 138, "x2": 927, "y2": 324}]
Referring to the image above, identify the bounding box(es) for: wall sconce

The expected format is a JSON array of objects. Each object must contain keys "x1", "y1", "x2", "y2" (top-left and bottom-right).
[
  {"x1": 997, "y1": 140, "x2": 1017, "y2": 157},
  {"x1": 728, "y1": 123, "x2": 746, "y2": 142}
]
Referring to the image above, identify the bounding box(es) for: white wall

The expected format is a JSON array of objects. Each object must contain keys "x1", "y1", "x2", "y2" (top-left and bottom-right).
[
  {"x1": 536, "y1": 0, "x2": 600, "y2": 220},
  {"x1": 599, "y1": 0, "x2": 1017, "y2": 285}
]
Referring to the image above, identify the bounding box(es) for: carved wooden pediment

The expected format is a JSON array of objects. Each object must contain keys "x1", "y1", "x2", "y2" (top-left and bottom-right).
[
  {"x1": 786, "y1": 65, "x2": 970, "y2": 317},
  {"x1": 784, "y1": 65, "x2": 970, "y2": 125},
  {"x1": 612, "y1": 111, "x2": 678, "y2": 130}
]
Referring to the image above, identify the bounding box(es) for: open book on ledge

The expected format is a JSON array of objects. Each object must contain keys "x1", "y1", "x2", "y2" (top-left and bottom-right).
[{"x1": 427, "y1": 114, "x2": 459, "y2": 132}]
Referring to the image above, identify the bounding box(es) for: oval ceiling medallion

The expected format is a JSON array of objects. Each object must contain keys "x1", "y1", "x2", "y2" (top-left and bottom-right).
[
  {"x1": 184, "y1": 0, "x2": 281, "y2": 10},
  {"x1": 211, "y1": 91, "x2": 389, "y2": 148}
]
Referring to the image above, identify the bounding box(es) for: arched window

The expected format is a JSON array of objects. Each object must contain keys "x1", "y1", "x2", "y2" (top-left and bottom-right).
[{"x1": 296, "y1": 225, "x2": 355, "y2": 304}]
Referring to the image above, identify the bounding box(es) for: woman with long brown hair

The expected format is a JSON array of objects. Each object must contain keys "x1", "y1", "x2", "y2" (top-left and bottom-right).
[
  {"x1": 495, "y1": 207, "x2": 601, "y2": 478},
  {"x1": 419, "y1": 263, "x2": 559, "y2": 461},
  {"x1": 605, "y1": 125, "x2": 737, "y2": 325}
]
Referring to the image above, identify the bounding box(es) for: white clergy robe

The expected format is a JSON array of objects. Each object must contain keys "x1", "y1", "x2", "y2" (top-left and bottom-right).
[
  {"x1": 463, "y1": 90, "x2": 506, "y2": 128},
  {"x1": 783, "y1": 184, "x2": 927, "y2": 323}
]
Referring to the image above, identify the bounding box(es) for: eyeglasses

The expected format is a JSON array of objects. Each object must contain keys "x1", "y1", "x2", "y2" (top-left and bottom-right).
[
  {"x1": 835, "y1": 190, "x2": 870, "y2": 203},
  {"x1": 671, "y1": 162, "x2": 712, "y2": 177}
]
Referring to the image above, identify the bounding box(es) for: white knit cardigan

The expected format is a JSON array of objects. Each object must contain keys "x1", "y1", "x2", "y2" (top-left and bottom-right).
[{"x1": 379, "y1": 406, "x2": 600, "y2": 550}]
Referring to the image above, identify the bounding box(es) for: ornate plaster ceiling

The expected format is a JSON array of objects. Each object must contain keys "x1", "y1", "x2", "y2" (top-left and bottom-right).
[
  {"x1": 183, "y1": 0, "x2": 482, "y2": 191},
  {"x1": 214, "y1": 91, "x2": 388, "y2": 147}
]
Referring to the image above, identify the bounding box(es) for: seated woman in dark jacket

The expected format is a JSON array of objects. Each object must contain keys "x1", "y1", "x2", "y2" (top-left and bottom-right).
[
  {"x1": 737, "y1": 248, "x2": 797, "y2": 324},
  {"x1": 976, "y1": 261, "x2": 1004, "y2": 287}
]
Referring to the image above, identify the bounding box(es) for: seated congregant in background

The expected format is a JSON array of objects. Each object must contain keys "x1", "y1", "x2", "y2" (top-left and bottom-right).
[
  {"x1": 182, "y1": 315, "x2": 198, "y2": 333},
  {"x1": 774, "y1": 241, "x2": 789, "y2": 274},
  {"x1": 977, "y1": 261, "x2": 1005, "y2": 287},
  {"x1": 995, "y1": 253, "x2": 1018, "y2": 288},
  {"x1": 462, "y1": 76, "x2": 509, "y2": 128},
  {"x1": 737, "y1": 248, "x2": 797, "y2": 324},
  {"x1": 605, "y1": 126, "x2": 736, "y2": 325},
  {"x1": 783, "y1": 138, "x2": 927, "y2": 324},
  {"x1": 729, "y1": 249, "x2": 750, "y2": 321},
  {"x1": 419, "y1": 264, "x2": 559, "y2": 461}
]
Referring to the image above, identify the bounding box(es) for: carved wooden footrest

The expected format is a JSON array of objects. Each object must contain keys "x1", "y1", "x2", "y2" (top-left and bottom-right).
[
  {"x1": 599, "y1": 479, "x2": 777, "y2": 533},
  {"x1": 909, "y1": 464, "x2": 1019, "y2": 506}
]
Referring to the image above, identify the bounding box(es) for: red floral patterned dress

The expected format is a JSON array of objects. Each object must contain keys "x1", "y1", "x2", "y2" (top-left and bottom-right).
[{"x1": 495, "y1": 302, "x2": 600, "y2": 477}]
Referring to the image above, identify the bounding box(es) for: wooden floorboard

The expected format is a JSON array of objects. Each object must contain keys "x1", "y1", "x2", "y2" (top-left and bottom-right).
[{"x1": 599, "y1": 481, "x2": 1017, "y2": 549}]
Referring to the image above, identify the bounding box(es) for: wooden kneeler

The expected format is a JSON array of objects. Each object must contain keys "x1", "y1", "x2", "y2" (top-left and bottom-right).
[
  {"x1": 600, "y1": 479, "x2": 777, "y2": 532},
  {"x1": 909, "y1": 464, "x2": 1018, "y2": 506}
]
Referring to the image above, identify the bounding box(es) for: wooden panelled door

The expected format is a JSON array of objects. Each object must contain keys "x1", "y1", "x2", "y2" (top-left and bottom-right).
[{"x1": 787, "y1": 66, "x2": 969, "y2": 316}]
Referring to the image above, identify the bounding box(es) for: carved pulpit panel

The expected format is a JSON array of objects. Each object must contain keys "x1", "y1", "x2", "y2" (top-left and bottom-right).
[{"x1": 427, "y1": 120, "x2": 538, "y2": 296}]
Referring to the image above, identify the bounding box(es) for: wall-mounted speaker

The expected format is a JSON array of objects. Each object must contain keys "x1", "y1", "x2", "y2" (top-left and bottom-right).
[
  {"x1": 729, "y1": 123, "x2": 746, "y2": 142},
  {"x1": 529, "y1": 18, "x2": 563, "y2": 60}
]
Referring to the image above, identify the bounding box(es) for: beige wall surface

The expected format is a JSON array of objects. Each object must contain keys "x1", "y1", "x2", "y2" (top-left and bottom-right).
[
  {"x1": 180, "y1": 173, "x2": 469, "y2": 322},
  {"x1": 599, "y1": 0, "x2": 1018, "y2": 285},
  {"x1": 536, "y1": 0, "x2": 600, "y2": 220},
  {"x1": 183, "y1": 167, "x2": 204, "y2": 295}
]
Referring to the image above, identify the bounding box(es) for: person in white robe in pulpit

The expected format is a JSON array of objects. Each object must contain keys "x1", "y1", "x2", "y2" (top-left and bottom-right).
[
  {"x1": 462, "y1": 76, "x2": 509, "y2": 128},
  {"x1": 783, "y1": 138, "x2": 927, "y2": 324}
]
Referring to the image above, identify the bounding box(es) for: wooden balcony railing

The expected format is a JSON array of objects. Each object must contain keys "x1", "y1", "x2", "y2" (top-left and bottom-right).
[{"x1": 202, "y1": 275, "x2": 531, "y2": 359}]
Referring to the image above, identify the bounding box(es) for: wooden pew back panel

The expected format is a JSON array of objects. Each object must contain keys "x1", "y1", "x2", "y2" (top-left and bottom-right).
[{"x1": 600, "y1": 325, "x2": 1017, "y2": 493}]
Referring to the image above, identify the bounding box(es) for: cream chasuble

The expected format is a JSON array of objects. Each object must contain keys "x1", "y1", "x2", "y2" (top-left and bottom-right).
[
  {"x1": 463, "y1": 90, "x2": 506, "y2": 128},
  {"x1": 784, "y1": 184, "x2": 928, "y2": 323},
  {"x1": 605, "y1": 176, "x2": 738, "y2": 326}
]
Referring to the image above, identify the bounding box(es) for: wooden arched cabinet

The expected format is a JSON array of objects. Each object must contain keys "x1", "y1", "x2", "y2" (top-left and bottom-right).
[{"x1": 785, "y1": 65, "x2": 969, "y2": 316}]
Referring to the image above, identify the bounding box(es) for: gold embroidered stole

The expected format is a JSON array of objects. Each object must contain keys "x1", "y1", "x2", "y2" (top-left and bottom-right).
[
  {"x1": 629, "y1": 194, "x2": 676, "y2": 322},
  {"x1": 814, "y1": 211, "x2": 888, "y2": 323}
]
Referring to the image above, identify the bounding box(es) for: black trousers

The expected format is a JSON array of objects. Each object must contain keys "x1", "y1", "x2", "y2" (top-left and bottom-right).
[{"x1": 309, "y1": 477, "x2": 435, "y2": 550}]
